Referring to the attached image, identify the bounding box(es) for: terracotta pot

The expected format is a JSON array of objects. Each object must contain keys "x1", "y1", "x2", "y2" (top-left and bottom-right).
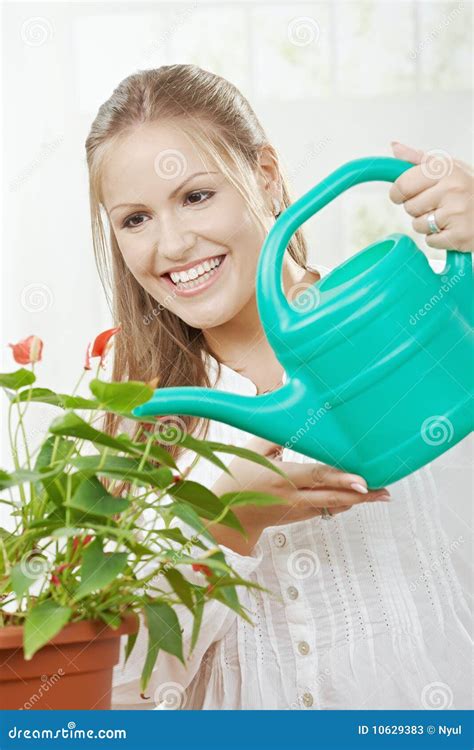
[{"x1": 0, "y1": 613, "x2": 139, "y2": 709}]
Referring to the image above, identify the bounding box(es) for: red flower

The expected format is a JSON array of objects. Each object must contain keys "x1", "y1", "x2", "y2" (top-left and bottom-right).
[
  {"x1": 8, "y1": 335, "x2": 43, "y2": 365},
  {"x1": 87, "y1": 325, "x2": 121, "y2": 369},
  {"x1": 72, "y1": 534, "x2": 93, "y2": 552},
  {"x1": 50, "y1": 575, "x2": 61, "y2": 587},
  {"x1": 192, "y1": 563, "x2": 213, "y2": 578}
]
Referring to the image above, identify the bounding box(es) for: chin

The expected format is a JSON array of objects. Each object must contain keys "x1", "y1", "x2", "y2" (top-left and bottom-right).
[{"x1": 178, "y1": 300, "x2": 235, "y2": 329}]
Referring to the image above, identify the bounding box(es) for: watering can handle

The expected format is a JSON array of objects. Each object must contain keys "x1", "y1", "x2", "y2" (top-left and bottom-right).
[{"x1": 257, "y1": 156, "x2": 473, "y2": 331}]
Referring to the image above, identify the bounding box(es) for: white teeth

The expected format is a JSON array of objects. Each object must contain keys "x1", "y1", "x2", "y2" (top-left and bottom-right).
[{"x1": 169, "y1": 255, "x2": 224, "y2": 286}]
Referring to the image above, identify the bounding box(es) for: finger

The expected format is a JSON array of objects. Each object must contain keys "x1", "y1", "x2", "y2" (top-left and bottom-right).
[
  {"x1": 298, "y1": 487, "x2": 390, "y2": 509},
  {"x1": 324, "y1": 505, "x2": 354, "y2": 516},
  {"x1": 294, "y1": 462, "x2": 369, "y2": 493},
  {"x1": 412, "y1": 206, "x2": 449, "y2": 234},
  {"x1": 425, "y1": 229, "x2": 461, "y2": 250},
  {"x1": 389, "y1": 165, "x2": 439, "y2": 206},
  {"x1": 401, "y1": 184, "x2": 444, "y2": 217},
  {"x1": 391, "y1": 141, "x2": 424, "y2": 165}
]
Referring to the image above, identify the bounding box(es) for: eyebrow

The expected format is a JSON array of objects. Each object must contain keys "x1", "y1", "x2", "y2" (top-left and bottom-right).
[{"x1": 109, "y1": 171, "x2": 219, "y2": 215}]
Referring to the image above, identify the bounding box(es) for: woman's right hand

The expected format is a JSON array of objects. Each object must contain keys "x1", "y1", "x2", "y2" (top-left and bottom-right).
[{"x1": 210, "y1": 437, "x2": 391, "y2": 555}]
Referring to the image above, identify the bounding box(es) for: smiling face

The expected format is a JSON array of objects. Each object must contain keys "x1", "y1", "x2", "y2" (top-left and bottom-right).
[{"x1": 101, "y1": 122, "x2": 274, "y2": 331}]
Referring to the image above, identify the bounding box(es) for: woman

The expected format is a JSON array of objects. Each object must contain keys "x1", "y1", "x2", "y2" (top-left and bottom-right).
[{"x1": 84, "y1": 65, "x2": 473, "y2": 710}]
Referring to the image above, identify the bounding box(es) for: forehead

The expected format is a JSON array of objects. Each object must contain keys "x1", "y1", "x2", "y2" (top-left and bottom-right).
[{"x1": 101, "y1": 122, "x2": 215, "y2": 209}]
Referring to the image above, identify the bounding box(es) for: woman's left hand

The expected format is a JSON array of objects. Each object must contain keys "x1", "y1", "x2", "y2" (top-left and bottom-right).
[{"x1": 389, "y1": 141, "x2": 474, "y2": 252}]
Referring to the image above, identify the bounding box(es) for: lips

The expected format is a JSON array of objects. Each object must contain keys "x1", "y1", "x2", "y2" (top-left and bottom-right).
[
  {"x1": 161, "y1": 254, "x2": 228, "y2": 297},
  {"x1": 163, "y1": 254, "x2": 226, "y2": 286},
  {"x1": 162, "y1": 254, "x2": 225, "y2": 281}
]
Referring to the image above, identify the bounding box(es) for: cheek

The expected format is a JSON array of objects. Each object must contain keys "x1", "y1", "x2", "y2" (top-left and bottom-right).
[{"x1": 119, "y1": 236, "x2": 154, "y2": 281}]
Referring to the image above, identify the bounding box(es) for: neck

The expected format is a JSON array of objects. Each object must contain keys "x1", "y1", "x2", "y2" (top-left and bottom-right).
[{"x1": 203, "y1": 254, "x2": 320, "y2": 368}]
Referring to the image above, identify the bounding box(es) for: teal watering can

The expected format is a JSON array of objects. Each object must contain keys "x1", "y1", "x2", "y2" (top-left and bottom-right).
[{"x1": 133, "y1": 157, "x2": 473, "y2": 488}]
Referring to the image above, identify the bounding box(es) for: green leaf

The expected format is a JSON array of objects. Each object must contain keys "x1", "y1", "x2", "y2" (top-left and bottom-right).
[
  {"x1": 190, "y1": 590, "x2": 205, "y2": 653},
  {"x1": 168, "y1": 481, "x2": 245, "y2": 535},
  {"x1": 66, "y1": 476, "x2": 129, "y2": 517},
  {"x1": 220, "y1": 491, "x2": 287, "y2": 508},
  {"x1": 49, "y1": 412, "x2": 133, "y2": 452},
  {"x1": 14, "y1": 388, "x2": 99, "y2": 410},
  {"x1": 153, "y1": 527, "x2": 206, "y2": 551},
  {"x1": 71, "y1": 455, "x2": 174, "y2": 488},
  {"x1": 168, "y1": 503, "x2": 215, "y2": 544},
  {"x1": 50, "y1": 413, "x2": 176, "y2": 470},
  {"x1": 0, "y1": 467, "x2": 59, "y2": 490},
  {"x1": 74, "y1": 539, "x2": 128, "y2": 601},
  {"x1": 178, "y1": 434, "x2": 231, "y2": 475},
  {"x1": 34, "y1": 436, "x2": 75, "y2": 471},
  {"x1": 164, "y1": 568, "x2": 194, "y2": 612},
  {"x1": 206, "y1": 441, "x2": 289, "y2": 479},
  {"x1": 141, "y1": 602, "x2": 184, "y2": 690},
  {"x1": 24, "y1": 601, "x2": 72, "y2": 659},
  {"x1": 124, "y1": 631, "x2": 138, "y2": 666},
  {"x1": 10, "y1": 558, "x2": 47, "y2": 598},
  {"x1": 90, "y1": 379, "x2": 154, "y2": 413},
  {"x1": 0, "y1": 368, "x2": 35, "y2": 390},
  {"x1": 99, "y1": 611, "x2": 122, "y2": 629}
]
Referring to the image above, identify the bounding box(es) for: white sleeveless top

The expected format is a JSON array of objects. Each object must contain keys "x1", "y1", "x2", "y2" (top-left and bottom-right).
[{"x1": 112, "y1": 260, "x2": 472, "y2": 711}]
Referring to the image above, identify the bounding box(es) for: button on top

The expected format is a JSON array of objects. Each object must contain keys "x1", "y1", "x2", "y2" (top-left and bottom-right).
[
  {"x1": 298, "y1": 641, "x2": 310, "y2": 656},
  {"x1": 273, "y1": 532, "x2": 287, "y2": 548},
  {"x1": 287, "y1": 585, "x2": 299, "y2": 600},
  {"x1": 302, "y1": 692, "x2": 314, "y2": 707}
]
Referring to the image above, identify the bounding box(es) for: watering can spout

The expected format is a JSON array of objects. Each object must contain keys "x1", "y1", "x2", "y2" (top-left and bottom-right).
[{"x1": 133, "y1": 381, "x2": 301, "y2": 447}]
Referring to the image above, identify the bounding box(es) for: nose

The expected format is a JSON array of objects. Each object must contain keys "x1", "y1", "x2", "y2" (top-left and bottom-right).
[{"x1": 157, "y1": 211, "x2": 196, "y2": 263}]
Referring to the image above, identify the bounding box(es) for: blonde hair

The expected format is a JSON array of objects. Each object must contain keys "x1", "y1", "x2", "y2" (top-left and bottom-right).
[{"x1": 85, "y1": 64, "x2": 308, "y2": 461}]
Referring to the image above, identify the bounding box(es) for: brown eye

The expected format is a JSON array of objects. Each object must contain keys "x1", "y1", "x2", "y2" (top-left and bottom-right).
[
  {"x1": 185, "y1": 190, "x2": 214, "y2": 205},
  {"x1": 123, "y1": 213, "x2": 147, "y2": 229}
]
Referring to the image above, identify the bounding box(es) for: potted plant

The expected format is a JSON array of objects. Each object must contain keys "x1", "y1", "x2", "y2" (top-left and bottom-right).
[{"x1": 0, "y1": 328, "x2": 284, "y2": 709}]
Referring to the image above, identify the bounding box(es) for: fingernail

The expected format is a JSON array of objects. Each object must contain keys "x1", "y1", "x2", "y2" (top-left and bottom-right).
[
  {"x1": 377, "y1": 493, "x2": 391, "y2": 501},
  {"x1": 350, "y1": 482, "x2": 368, "y2": 494}
]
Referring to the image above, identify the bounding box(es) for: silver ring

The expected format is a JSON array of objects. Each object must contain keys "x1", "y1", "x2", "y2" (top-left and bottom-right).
[
  {"x1": 427, "y1": 211, "x2": 441, "y2": 234},
  {"x1": 321, "y1": 507, "x2": 332, "y2": 520}
]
